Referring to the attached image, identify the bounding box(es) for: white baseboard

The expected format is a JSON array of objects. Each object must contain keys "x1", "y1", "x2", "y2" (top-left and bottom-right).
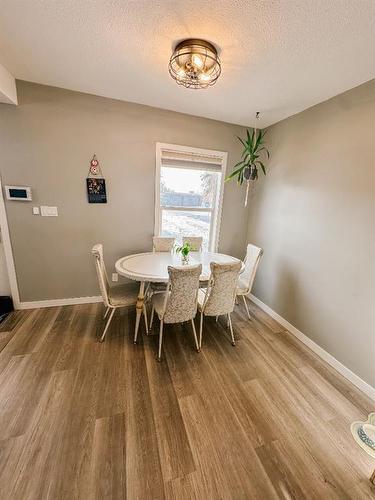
[
  {"x1": 18, "y1": 295, "x2": 103, "y2": 309},
  {"x1": 249, "y1": 294, "x2": 375, "y2": 402}
]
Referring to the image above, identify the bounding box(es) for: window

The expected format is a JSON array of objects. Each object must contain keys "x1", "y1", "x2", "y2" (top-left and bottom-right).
[{"x1": 155, "y1": 143, "x2": 227, "y2": 251}]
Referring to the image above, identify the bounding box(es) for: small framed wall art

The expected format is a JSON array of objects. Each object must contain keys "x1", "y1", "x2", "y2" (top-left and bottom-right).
[{"x1": 86, "y1": 154, "x2": 107, "y2": 204}]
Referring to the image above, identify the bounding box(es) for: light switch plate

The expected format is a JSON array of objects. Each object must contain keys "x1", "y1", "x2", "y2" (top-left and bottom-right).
[
  {"x1": 32, "y1": 206, "x2": 40, "y2": 215},
  {"x1": 41, "y1": 206, "x2": 58, "y2": 217},
  {"x1": 112, "y1": 273, "x2": 118, "y2": 282}
]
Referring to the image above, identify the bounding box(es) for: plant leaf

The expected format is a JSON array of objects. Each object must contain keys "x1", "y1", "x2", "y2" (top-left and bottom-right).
[
  {"x1": 232, "y1": 159, "x2": 246, "y2": 169},
  {"x1": 236, "y1": 135, "x2": 247, "y2": 148},
  {"x1": 258, "y1": 161, "x2": 267, "y2": 175},
  {"x1": 225, "y1": 162, "x2": 248, "y2": 181},
  {"x1": 225, "y1": 163, "x2": 246, "y2": 181},
  {"x1": 238, "y1": 168, "x2": 244, "y2": 185}
]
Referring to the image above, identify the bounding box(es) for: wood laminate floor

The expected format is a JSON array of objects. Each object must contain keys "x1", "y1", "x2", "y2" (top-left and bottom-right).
[{"x1": 0, "y1": 300, "x2": 374, "y2": 499}]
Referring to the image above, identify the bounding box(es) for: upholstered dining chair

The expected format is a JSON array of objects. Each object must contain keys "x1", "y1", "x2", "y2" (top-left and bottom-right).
[
  {"x1": 198, "y1": 261, "x2": 242, "y2": 348},
  {"x1": 236, "y1": 244, "x2": 263, "y2": 319},
  {"x1": 153, "y1": 236, "x2": 175, "y2": 252},
  {"x1": 182, "y1": 236, "x2": 203, "y2": 252},
  {"x1": 149, "y1": 264, "x2": 202, "y2": 361},
  {"x1": 92, "y1": 244, "x2": 148, "y2": 342}
]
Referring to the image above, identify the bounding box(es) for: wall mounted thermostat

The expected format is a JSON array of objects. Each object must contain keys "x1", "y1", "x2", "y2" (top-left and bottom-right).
[{"x1": 5, "y1": 185, "x2": 32, "y2": 201}]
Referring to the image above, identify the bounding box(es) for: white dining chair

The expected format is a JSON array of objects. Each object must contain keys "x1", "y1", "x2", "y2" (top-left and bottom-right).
[
  {"x1": 236, "y1": 244, "x2": 263, "y2": 319},
  {"x1": 92, "y1": 244, "x2": 148, "y2": 342},
  {"x1": 152, "y1": 236, "x2": 175, "y2": 252},
  {"x1": 198, "y1": 261, "x2": 242, "y2": 348},
  {"x1": 148, "y1": 237, "x2": 176, "y2": 298},
  {"x1": 149, "y1": 264, "x2": 202, "y2": 361},
  {"x1": 182, "y1": 236, "x2": 203, "y2": 252}
]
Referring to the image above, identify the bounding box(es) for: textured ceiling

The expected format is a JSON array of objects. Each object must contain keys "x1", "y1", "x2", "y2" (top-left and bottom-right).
[{"x1": 0, "y1": 0, "x2": 375, "y2": 127}]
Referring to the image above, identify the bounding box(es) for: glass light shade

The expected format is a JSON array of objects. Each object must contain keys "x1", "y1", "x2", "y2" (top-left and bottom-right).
[{"x1": 169, "y1": 39, "x2": 221, "y2": 89}]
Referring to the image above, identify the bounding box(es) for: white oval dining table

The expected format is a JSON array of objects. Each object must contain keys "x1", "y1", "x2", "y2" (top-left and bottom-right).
[{"x1": 115, "y1": 251, "x2": 243, "y2": 342}]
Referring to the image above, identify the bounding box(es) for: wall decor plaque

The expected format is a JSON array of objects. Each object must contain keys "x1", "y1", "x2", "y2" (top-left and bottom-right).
[
  {"x1": 86, "y1": 177, "x2": 107, "y2": 204},
  {"x1": 86, "y1": 154, "x2": 107, "y2": 203}
]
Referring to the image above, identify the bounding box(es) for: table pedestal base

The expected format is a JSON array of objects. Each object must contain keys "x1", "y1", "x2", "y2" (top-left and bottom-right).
[
  {"x1": 371, "y1": 468, "x2": 375, "y2": 485},
  {"x1": 134, "y1": 281, "x2": 145, "y2": 344}
]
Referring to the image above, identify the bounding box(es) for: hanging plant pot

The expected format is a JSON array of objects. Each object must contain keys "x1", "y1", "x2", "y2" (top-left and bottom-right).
[
  {"x1": 225, "y1": 113, "x2": 270, "y2": 207},
  {"x1": 244, "y1": 164, "x2": 258, "y2": 181},
  {"x1": 226, "y1": 127, "x2": 269, "y2": 186}
]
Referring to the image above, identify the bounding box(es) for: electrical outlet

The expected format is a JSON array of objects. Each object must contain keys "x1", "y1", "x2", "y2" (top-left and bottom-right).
[
  {"x1": 32, "y1": 206, "x2": 40, "y2": 215},
  {"x1": 112, "y1": 273, "x2": 118, "y2": 282}
]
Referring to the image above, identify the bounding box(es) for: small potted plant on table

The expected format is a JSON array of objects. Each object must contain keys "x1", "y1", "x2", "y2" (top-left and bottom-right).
[{"x1": 175, "y1": 242, "x2": 192, "y2": 264}]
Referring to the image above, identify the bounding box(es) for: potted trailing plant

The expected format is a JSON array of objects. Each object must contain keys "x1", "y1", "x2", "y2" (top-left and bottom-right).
[
  {"x1": 226, "y1": 126, "x2": 270, "y2": 206},
  {"x1": 175, "y1": 242, "x2": 192, "y2": 264}
]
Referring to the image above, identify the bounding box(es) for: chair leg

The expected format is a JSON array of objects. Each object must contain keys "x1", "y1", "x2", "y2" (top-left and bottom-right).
[
  {"x1": 103, "y1": 306, "x2": 110, "y2": 319},
  {"x1": 191, "y1": 319, "x2": 200, "y2": 353},
  {"x1": 215, "y1": 315, "x2": 219, "y2": 322},
  {"x1": 242, "y1": 295, "x2": 251, "y2": 319},
  {"x1": 158, "y1": 320, "x2": 164, "y2": 362},
  {"x1": 100, "y1": 308, "x2": 115, "y2": 342},
  {"x1": 149, "y1": 306, "x2": 155, "y2": 332},
  {"x1": 143, "y1": 304, "x2": 148, "y2": 333},
  {"x1": 199, "y1": 311, "x2": 204, "y2": 349},
  {"x1": 227, "y1": 313, "x2": 235, "y2": 346}
]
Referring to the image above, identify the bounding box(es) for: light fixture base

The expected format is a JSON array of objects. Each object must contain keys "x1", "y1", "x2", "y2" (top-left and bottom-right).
[{"x1": 174, "y1": 39, "x2": 218, "y2": 55}]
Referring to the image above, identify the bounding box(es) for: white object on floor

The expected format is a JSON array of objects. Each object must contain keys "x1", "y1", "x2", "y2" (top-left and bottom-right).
[
  {"x1": 351, "y1": 413, "x2": 375, "y2": 484},
  {"x1": 351, "y1": 413, "x2": 375, "y2": 459}
]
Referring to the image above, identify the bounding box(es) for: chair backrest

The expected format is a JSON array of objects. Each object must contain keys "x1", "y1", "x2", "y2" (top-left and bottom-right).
[
  {"x1": 153, "y1": 236, "x2": 175, "y2": 252},
  {"x1": 91, "y1": 244, "x2": 110, "y2": 307},
  {"x1": 240, "y1": 244, "x2": 263, "y2": 294},
  {"x1": 182, "y1": 236, "x2": 203, "y2": 252},
  {"x1": 203, "y1": 261, "x2": 242, "y2": 316},
  {"x1": 162, "y1": 264, "x2": 202, "y2": 324}
]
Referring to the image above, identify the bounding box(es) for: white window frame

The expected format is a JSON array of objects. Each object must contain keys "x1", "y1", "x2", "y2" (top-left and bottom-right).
[{"x1": 155, "y1": 142, "x2": 228, "y2": 252}]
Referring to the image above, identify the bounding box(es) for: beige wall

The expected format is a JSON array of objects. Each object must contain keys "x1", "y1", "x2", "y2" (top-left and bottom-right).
[
  {"x1": 0, "y1": 81, "x2": 249, "y2": 302},
  {"x1": 247, "y1": 79, "x2": 375, "y2": 388}
]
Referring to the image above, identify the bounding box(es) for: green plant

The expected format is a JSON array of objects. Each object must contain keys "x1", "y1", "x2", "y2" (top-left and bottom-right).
[
  {"x1": 175, "y1": 242, "x2": 192, "y2": 261},
  {"x1": 226, "y1": 128, "x2": 270, "y2": 184}
]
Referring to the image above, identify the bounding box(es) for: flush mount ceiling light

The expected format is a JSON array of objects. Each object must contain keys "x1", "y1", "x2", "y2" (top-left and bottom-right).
[{"x1": 169, "y1": 38, "x2": 221, "y2": 89}]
